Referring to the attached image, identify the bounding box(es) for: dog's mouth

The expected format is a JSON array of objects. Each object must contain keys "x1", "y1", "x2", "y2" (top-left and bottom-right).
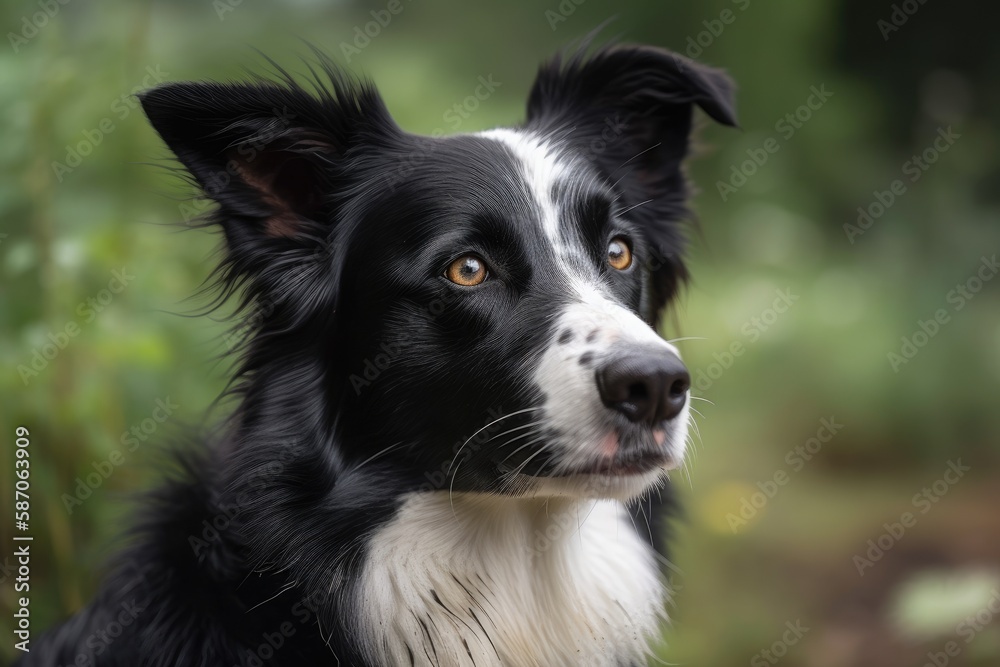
[
  {"x1": 555, "y1": 450, "x2": 673, "y2": 477},
  {"x1": 499, "y1": 427, "x2": 679, "y2": 479},
  {"x1": 549, "y1": 452, "x2": 677, "y2": 477}
]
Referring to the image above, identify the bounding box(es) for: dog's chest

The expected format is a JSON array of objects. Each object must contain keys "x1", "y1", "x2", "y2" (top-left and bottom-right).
[{"x1": 356, "y1": 493, "x2": 665, "y2": 667}]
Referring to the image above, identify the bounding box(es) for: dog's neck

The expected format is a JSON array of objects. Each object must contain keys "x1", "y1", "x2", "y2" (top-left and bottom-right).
[{"x1": 356, "y1": 492, "x2": 666, "y2": 667}]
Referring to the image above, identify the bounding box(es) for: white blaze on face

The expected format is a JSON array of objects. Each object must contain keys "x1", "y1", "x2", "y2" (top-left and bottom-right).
[
  {"x1": 477, "y1": 128, "x2": 577, "y2": 256},
  {"x1": 531, "y1": 279, "x2": 690, "y2": 497},
  {"x1": 478, "y1": 129, "x2": 690, "y2": 499}
]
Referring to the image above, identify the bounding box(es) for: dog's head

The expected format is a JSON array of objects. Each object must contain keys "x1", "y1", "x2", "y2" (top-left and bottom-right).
[{"x1": 140, "y1": 44, "x2": 736, "y2": 502}]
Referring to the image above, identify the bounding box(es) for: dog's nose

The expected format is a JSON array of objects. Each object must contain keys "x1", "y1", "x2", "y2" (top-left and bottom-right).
[{"x1": 596, "y1": 349, "x2": 690, "y2": 424}]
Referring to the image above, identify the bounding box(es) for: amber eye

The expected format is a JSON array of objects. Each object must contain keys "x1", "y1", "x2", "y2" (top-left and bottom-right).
[
  {"x1": 445, "y1": 255, "x2": 488, "y2": 286},
  {"x1": 607, "y1": 237, "x2": 632, "y2": 271}
]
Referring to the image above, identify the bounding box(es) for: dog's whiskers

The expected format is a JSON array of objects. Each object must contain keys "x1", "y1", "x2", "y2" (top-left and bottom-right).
[
  {"x1": 495, "y1": 431, "x2": 549, "y2": 467},
  {"x1": 497, "y1": 431, "x2": 556, "y2": 473},
  {"x1": 617, "y1": 198, "x2": 653, "y2": 216},
  {"x1": 687, "y1": 411, "x2": 704, "y2": 440},
  {"x1": 245, "y1": 580, "x2": 296, "y2": 612},
  {"x1": 501, "y1": 444, "x2": 549, "y2": 483},
  {"x1": 487, "y1": 420, "x2": 546, "y2": 446},
  {"x1": 608, "y1": 142, "x2": 663, "y2": 191},
  {"x1": 447, "y1": 408, "x2": 545, "y2": 515},
  {"x1": 663, "y1": 336, "x2": 708, "y2": 345},
  {"x1": 353, "y1": 440, "x2": 405, "y2": 471},
  {"x1": 447, "y1": 407, "x2": 543, "y2": 478}
]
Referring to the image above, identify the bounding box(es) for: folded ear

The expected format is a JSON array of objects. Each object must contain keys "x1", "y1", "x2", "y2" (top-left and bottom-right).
[
  {"x1": 139, "y1": 77, "x2": 396, "y2": 259},
  {"x1": 527, "y1": 43, "x2": 737, "y2": 178},
  {"x1": 526, "y1": 44, "x2": 737, "y2": 318}
]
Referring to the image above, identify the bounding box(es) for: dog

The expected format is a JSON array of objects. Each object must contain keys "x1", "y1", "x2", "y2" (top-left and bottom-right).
[{"x1": 23, "y1": 41, "x2": 735, "y2": 667}]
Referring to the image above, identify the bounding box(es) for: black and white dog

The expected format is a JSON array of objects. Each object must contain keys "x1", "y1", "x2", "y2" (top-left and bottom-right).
[{"x1": 25, "y1": 42, "x2": 735, "y2": 667}]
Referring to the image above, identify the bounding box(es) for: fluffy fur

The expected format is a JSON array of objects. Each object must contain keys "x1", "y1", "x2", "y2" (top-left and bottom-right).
[{"x1": 22, "y1": 42, "x2": 735, "y2": 667}]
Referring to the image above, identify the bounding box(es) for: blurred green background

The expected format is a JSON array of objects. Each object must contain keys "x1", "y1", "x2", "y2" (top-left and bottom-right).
[{"x1": 2, "y1": 1, "x2": 999, "y2": 665}]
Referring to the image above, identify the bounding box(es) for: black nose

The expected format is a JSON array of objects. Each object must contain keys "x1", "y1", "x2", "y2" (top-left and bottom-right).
[{"x1": 596, "y1": 349, "x2": 690, "y2": 424}]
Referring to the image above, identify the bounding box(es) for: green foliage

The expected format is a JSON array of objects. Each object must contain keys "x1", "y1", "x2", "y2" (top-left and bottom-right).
[{"x1": 1, "y1": 1, "x2": 998, "y2": 665}]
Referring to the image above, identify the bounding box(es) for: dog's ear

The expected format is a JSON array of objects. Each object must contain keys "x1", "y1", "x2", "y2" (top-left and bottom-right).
[
  {"x1": 526, "y1": 44, "x2": 737, "y2": 319},
  {"x1": 139, "y1": 78, "x2": 395, "y2": 261}
]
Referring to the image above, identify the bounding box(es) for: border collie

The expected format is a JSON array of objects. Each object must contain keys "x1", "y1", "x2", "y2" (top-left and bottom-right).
[{"x1": 24, "y1": 42, "x2": 735, "y2": 667}]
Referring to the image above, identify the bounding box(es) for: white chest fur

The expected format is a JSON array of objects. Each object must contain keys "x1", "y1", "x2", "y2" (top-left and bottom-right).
[{"x1": 356, "y1": 492, "x2": 666, "y2": 667}]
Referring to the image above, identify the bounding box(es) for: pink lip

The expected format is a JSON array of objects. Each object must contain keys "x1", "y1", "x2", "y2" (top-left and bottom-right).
[
  {"x1": 550, "y1": 429, "x2": 676, "y2": 478},
  {"x1": 599, "y1": 432, "x2": 619, "y2": 457},
  {"x1": 567, "y1": 451, "x2": 671, "y2": 477}
]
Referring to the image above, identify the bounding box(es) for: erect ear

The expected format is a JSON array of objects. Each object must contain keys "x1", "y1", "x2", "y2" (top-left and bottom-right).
[
  {"x1": 526, "y1": 44, "x2": 737, "y2": 319},
  {"x1": 139, "y1": 78, "x2": 395, "y2": 254}
]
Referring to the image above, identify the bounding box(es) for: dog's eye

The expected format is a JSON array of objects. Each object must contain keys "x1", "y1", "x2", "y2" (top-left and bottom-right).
[
  {"x1": 445, "y1": 255, "x2": 488, "y2": 286},
  {"x1": 607, "y1": 238, "x2": 632, "y2": 271}
]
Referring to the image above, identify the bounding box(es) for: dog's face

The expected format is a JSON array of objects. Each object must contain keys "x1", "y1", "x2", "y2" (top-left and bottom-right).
[{"x1": 140, "y1": 45, "x2": 736, "y2": 502}]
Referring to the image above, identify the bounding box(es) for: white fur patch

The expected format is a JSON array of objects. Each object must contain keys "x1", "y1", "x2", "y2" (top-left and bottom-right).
[
  {"x1": 531, "y1": 280, "x2": 690, "y2": 485},
  {"x1": 358, "y1": 492, "x2": 666, "y2": 667},
  {"x1": 478, "y1": 128, "x2": 691, "y2": 500},
  {"x1": 477, "y1": 128, "x2": 567, "y2": 247},
  {"x1": 477, "y1": 127, "x2": 595, "y2": 269}
]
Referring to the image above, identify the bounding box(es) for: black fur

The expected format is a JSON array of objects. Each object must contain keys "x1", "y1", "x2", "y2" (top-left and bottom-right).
[{"x1": 22, "y1": 43, "x2": 735, "y2": 666}]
